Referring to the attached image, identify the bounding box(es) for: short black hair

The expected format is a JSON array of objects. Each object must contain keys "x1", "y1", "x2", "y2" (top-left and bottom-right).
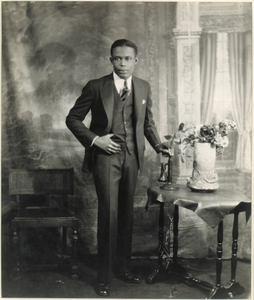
[{"x1": 110, "y1": 39, "x2": 138, "y2": 57}]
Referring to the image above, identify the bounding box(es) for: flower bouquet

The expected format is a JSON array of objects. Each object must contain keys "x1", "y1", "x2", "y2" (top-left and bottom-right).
[
  {"x1": 171, "y1": 119, "x2": 237, "y2": 158},
  {"x1": 166, "y1": 119, "x2": 236, "y2": 191}
]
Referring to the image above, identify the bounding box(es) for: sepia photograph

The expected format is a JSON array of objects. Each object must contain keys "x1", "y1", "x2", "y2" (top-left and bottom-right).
[{"x1": 1, "y1": 1, "x2": 252, "y2": 299}]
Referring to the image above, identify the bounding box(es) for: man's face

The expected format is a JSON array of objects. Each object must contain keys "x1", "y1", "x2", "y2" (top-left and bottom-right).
[{"x1": 110, "y1": 46, "x2": 138, "y2": 79}]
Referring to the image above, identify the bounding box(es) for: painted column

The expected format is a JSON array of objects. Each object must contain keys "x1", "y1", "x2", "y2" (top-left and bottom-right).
[{"x1": 164, "y1": 2, "x2": 202, "y2": 184}]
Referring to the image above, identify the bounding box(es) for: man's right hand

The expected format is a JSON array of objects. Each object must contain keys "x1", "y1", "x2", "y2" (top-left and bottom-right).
[{"x1": 94, "y1": 134, "x2": 121, "y2": 154}]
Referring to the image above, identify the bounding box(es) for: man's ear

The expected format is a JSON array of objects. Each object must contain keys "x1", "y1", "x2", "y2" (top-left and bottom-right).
[
  {"x1": 134, "y1": 57, "x2": 138, "y2": 64},
  {"x1": 110, "y1": 57, "x2": 113, "y2": 64}
]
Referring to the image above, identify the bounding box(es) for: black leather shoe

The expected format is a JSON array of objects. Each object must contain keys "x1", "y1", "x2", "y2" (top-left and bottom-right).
[
  {"x1": 118, "y1": 272, "x2": 142, "y2": 284},
  {"x1": 94, "y1": 282, "x2": 110, "y2": 297}
]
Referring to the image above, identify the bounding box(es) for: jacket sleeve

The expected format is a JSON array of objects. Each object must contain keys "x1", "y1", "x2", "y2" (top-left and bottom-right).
[
  {"x1": 66, "y1": 81, "x2": 97, "y2": 149},
  {"x1": 144, "y1": 83, "x2": 162, "y2": 153}
]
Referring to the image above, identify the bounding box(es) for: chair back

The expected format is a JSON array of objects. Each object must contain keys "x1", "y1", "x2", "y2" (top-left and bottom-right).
[
  {"x1": 9, "y1": 168, "x2": 74, "y2": 196},
  {"x1": 9, "y1": 168, "x2": 74, "y2": 208}
]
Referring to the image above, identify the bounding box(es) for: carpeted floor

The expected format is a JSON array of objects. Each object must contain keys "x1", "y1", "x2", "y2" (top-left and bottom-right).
[{"x1": 2, "y1": 256, "x2": 252, "y2": 299}]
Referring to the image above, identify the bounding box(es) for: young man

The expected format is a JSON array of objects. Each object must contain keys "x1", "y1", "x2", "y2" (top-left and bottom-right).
[{"x1": 66, "y1": 39, "x2": 168, "y2": 297}]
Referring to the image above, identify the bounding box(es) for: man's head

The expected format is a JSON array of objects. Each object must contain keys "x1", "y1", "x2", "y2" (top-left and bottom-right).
[{"x1": 110, "y1": 39, "x2": 138, "y2": 79}]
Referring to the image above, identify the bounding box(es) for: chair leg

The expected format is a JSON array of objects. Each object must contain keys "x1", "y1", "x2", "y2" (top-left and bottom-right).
[
  {"x1": 11, "y1": 227, "x2": 20, "y2": 279},
  {"x1": 62, "y1": 227, "x2": 67, "y2": 256},
  {"x1": 71, "y1": 227, "x2": 78, "y2": 279}
]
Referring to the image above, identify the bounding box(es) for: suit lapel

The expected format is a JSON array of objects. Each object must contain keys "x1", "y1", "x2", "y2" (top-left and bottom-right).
[
  {"x1": 100, "y1": 74, "x2": 114, "y2": 131},
  {"x1": 132, "y1": 76, "x2": 144, "y2": 123}
]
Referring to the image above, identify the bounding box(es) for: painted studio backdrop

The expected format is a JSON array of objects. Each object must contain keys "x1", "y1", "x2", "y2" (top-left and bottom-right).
[{"x1": 2, "y1": 2, "x2": 252, "y2": 260}]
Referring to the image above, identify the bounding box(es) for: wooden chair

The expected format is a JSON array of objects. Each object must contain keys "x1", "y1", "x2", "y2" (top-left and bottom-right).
[{"x1": 9, "y1": 168, "x2": 79, "y2": 279}]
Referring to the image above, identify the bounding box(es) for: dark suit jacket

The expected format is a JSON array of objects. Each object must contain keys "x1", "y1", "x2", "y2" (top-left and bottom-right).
[{"x1": 66, "y1": 73, "x2": 161, "y2": 172}]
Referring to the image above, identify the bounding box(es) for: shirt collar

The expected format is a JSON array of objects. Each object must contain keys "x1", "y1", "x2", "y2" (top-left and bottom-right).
[{"x1": 113, "y1": 72, "x2": 132, "y2": 93}]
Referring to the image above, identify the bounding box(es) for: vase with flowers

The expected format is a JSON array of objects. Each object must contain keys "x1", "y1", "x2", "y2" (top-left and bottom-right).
[{"x1": 169, "y1": 119, "x2": 236, "y2": 192}]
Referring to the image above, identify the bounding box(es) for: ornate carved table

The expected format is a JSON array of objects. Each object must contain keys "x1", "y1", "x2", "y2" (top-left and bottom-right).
[{"x1": 145, "y1": 185, "x2": 251, "y2": 299}]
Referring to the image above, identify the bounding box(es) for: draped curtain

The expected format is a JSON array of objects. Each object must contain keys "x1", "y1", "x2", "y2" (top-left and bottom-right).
[
  {"x1": 200, "y1": 33, "x2": 217, "y2": 124},
  {"x1": 228, "y1": 32, "x2": 252, "y2": 171}
]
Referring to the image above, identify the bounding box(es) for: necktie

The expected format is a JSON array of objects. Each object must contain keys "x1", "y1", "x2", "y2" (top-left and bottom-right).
[{"x1": 121, "y1": 80, "x2": 130, "y2": 101}]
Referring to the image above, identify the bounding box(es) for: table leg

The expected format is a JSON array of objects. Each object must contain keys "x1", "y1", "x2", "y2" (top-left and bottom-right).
[
  {"x1": 146, "y1": 203, "x2": 165, "y2": 284},
  {"x1": 224, "y1": 212, "x2": 245, "y2": 296},
  {"x1": 167, "y1": 206, "x2": 197, "y2": 282},
  {"x1": 158, "y1": 203, "x2": 165, "y2": 267},
  {"x1": 146, "y1": 204, "x2": 214, "y2": 292},
  {"x1": 231, "y1": 212, "x2": 238, "y2": 283},
  {"x1": 173, "y1": 205, "x2": 179, "y2": 264},
  {"x1": 216, "y1": 220, "x2": 223, "y2": 287},
  {"x1": 207, "y1": 220, "x2": 235, "y2": 299},
  {"x1": 168, "y1": 207, "x2": 214, "y2": 292}
]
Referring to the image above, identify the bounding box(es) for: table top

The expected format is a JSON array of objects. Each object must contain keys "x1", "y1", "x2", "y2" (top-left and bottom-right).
[{"x1": 146, "y1": 185, "x2": 251, "y2": 228}]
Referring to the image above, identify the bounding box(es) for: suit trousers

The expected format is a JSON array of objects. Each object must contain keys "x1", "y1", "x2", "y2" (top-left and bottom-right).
[{"x1": 93, "y1": 143, "x2": 138, "y2": 283}]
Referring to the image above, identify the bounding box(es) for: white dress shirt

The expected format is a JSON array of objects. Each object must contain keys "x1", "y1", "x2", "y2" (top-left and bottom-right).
[{"x1": 113, "y1": 72, "x2": 132, "y2": 94}]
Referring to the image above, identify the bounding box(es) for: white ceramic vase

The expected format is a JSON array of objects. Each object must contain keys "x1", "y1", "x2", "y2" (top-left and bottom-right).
[{"x1": 187, "y1": 142, "x2": 219, "y2": 191}]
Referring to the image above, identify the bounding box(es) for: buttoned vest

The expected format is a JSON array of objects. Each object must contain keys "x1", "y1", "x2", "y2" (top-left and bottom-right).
[{"x1": 111, "y1": 86, "x2": 135, "y2": 153}]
